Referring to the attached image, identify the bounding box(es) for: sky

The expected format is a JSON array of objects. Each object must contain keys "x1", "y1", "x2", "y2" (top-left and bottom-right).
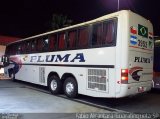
[{"x1": 0, "y1": 0, "x2": 160, "y2": 38}]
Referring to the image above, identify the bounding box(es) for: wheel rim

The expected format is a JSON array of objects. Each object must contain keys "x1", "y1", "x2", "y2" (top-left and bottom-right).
[
  {"x1": 50, "y1": 80, "x2": 57, "y2": 91},
  {"x1": 66, "y1": 82, "x2": 74, "y2": 94}
]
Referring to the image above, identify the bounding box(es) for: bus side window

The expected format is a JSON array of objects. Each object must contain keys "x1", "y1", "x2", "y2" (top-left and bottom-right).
[
  {"x1": 17, "y1": 43, "x2": 22, "y2": 54},
  {"x1": 102, "y1": 20, "x2": 117, "y2": 46},
  {"x1": 7, "y1": 44, "x2": 15, "y2": 55},
  {"x1": 37, "y1": 39, "x2": 43, "y2": 51},
  {"x1": 5, "y1": 46, "x2": 10, "y2": 55},
  {"x1": 58, "y1": 32, "x2": 66, "y2": 50},
  {"x1": 42, "y1": 37, "x2": 49, "y2": 52},
  {"x1": 49, "y1": 34, "x2": 57, "y2": 51},
  {"x1": 68, "y1": 30, "x2": 76, "y2": 49},
  {"x1": 91, "y1": 23, "x2": 102, "y2": 46},
  {"x1": 31, "y1": 39, "x2": 37, "y2": 52},
  {"x1": 21, "y1": 42, "x2": 26, "y2": 54},
  {"x1": 10, "y1": 45, "x2": 15, "y2": 55},
  {"x1": 26, "y1": 41, "x2": 31, "y2": 53},
  {"x1": 77, "y1": 26, "x2": 89, "y2": 48}
]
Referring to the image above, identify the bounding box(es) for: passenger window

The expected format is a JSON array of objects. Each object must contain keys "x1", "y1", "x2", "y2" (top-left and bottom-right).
[
  {"x1": 49, "y1": 34, "x2": 57, "y2": 51},
  {"x1": 58, "y1": 33, "x2": 66, "y2": 50},
  {"x1": 21, "y1": 42, "x2": 26, "y2": 54},
  {"x1": 26, "y1": 41, "x2": 31, "y2": 53},
  {"x1": 37, "y1": 39, "x2": 43, "y2": 51},
  {"x1": 102, "y1": 20, "x2": 117, "y2": 46},
  {"x1": 17, "y1": 44, "x2": 22, "y2": 54},
  {"x1": 31, "y1": 40, "x2": 37, "y2": 52},
  {"x1": 77, "y1": 27, "x2": 89, "y2": 48},
  {"x1": 42, "y1": 37, "x2": 49, "y2": 51},
  {"x1": 91, "y1": 23, "x2": 102, "y2": 46},
  {"x1": 68, "y1": 30, "x2": 76, "y2": 49}
]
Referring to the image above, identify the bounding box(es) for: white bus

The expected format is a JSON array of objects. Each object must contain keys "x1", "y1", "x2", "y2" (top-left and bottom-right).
[{"x1": 2, "y1": 10, "x2": 154, "y2": 98}]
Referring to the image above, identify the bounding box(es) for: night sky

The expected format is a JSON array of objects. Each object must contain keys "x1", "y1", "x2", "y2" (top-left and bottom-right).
[{"x1": 0, "y1": 0, "x2": 160, "y2": 38}]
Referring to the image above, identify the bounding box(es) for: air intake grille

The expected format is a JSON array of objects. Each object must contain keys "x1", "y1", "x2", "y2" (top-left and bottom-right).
[
  {"x1": 88, "y1": 69, "x2": 107, "y2": 91},
  {"x1": 39, "y1": 67, "x2": 45, "y2": 83}
]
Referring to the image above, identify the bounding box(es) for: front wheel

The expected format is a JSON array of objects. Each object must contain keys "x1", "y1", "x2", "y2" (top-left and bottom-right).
[
  {"x1": 48, "y1": 75, "x2": 62, "y2": 95},
  {"x1": 63, "y1": 77, "x2": 78, "y2": 98},
  {"x1": 9, "y1": 70, "x2": 15, "y2": 82}
]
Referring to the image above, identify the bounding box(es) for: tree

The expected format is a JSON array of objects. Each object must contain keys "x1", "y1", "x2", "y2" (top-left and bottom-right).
[{"x1": 51, "y1": 14, "x2": 73, "y2": 30}]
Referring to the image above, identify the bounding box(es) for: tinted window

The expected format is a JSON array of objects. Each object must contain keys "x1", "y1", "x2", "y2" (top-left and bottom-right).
[
  {"x1": 91, "y1": 23, "x2": 103, "y2": 46},
  {"x1": 77, "y1": 27, "x2": 89, "y2": 48},
  {"x1": 102, "y1": 19, "x2": 117, "y2": 46},
  {"x1": 17, "y1": 43, "x2": 22, "y2": 54},
  {"x1": 49, "y1": 34, "x2": 57, "y2": 51},
  {"x1": 42, "y1": 37, "x2": 49, "y2": 51},
  {"x1": 31, "y1": 39, "x2": 37, "y2": 52},
  {"x1": 68, "y1": 30, "x2": 76, "y2": 49},
  {"x1": 21, "y1": 42, "x2": 26, "y2": 54},
  {"x1": 26, "y1": 41, "x2": 31, "y2": 53},
  {"x1": 58, "y1": 33, "x2": 66, "y2": 50},
  {"x1": 37, "y1": 39, "x2": 43, "y2": 51}
]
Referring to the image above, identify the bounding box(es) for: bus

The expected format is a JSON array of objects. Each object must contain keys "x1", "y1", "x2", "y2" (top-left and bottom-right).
[
  {"x1": 2, "y1": 10, "x2": 154, "y2": 98},
  {"x1": 153, "y1": 37, "x2": 160, "y2": 89}
]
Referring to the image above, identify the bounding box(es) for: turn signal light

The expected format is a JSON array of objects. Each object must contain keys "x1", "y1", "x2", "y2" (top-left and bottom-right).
[{"x1": 121, "y1": 69, "x2": 128, "y2": 84}]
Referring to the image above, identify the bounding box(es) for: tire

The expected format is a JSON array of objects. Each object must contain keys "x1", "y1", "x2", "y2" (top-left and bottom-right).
[
  {"x1": 48, "y1": 75, "x2": 62, "y2": 95},
  {"x1": 63, "y1": 77, "x2": 78, "y2": 98},
  {"x1": 9, "y1": 70, "x2": 16, "y2": 82}
]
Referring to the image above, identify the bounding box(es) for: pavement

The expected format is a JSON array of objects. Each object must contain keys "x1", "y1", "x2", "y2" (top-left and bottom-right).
[
  {"x1": 1, "y1": 79, "x2": 159, "y2": 119},
  {"x1": 0, "y1": 79, "x2": 115, "y2": 119}
]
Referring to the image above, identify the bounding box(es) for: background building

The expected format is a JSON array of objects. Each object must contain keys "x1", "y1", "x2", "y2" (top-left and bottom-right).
[{"x1": 0, "y1": 35, "x2": 20, "y2": 78}]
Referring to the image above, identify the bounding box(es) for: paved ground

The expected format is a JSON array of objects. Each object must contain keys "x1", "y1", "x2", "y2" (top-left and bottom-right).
[
  {"x1": 0, "y1": 80, "x2": 114, "y2": 113},
  {"x1": 1, "y1": 79, "x2": 160, "y2": 119},
  {"x1": 0, "y1": 80, "x2": 118, "y2": 119}
]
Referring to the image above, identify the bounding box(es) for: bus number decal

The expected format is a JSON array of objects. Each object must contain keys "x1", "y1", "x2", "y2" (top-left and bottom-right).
[{"x1": 137, "y1": 40, "x2": 147, "y2": 48}]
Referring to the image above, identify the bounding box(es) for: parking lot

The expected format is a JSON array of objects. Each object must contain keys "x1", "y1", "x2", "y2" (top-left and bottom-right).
[{"x1": 1, "y1": 79, "x2": 160, "y2": 119}]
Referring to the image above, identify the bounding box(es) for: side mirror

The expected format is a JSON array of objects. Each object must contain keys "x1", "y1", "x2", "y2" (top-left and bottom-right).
[{"x1": 1, "y1": 56, "x2": 3, "y2": 62}]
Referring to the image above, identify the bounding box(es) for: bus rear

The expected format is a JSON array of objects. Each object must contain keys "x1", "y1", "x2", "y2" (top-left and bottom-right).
[{"x1": 117, "y1": 11, "x2": 153, "y2": 97}]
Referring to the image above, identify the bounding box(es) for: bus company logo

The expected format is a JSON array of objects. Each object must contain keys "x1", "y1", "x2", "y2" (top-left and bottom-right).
[
  {"x1": 30, "y1": 53, "x2": 85, "y2": 63},
  {"x1": 23, "y1": 55, "x2": 28, "y2": 61},
  {"x1": 130, "y1": 35, "x2": 137, "y2": 45},
  {"x1": 10, "y1": 56, "x2": 22, "y2": 74},
  {"x1": 129, "y1": 67, "x2": 143, "y2": 81}
]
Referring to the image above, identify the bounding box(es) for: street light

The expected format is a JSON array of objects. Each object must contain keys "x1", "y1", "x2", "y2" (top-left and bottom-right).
[{"x1": 118, "y1": 0, "x2": 120, "y2": 11}]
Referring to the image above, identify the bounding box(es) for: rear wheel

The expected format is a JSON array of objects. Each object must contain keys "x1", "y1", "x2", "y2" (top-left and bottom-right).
[
  {"x1": 63, "y1": 77, "x2": 78, "y2": 98},
  {"x1": 48, "y1": 75, "x2": 62, "y2": 95}
]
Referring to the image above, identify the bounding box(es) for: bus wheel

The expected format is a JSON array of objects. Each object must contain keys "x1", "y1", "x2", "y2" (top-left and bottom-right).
[
  {"x1": 63, "y1": 77, "x2": 78, "y2": 98},
  {"x1": 48, "y1": 75, "x2": 62, "y2": 95},
  {"x1": 9, "y1": 70, "x2": 15, "y2": 81}
]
